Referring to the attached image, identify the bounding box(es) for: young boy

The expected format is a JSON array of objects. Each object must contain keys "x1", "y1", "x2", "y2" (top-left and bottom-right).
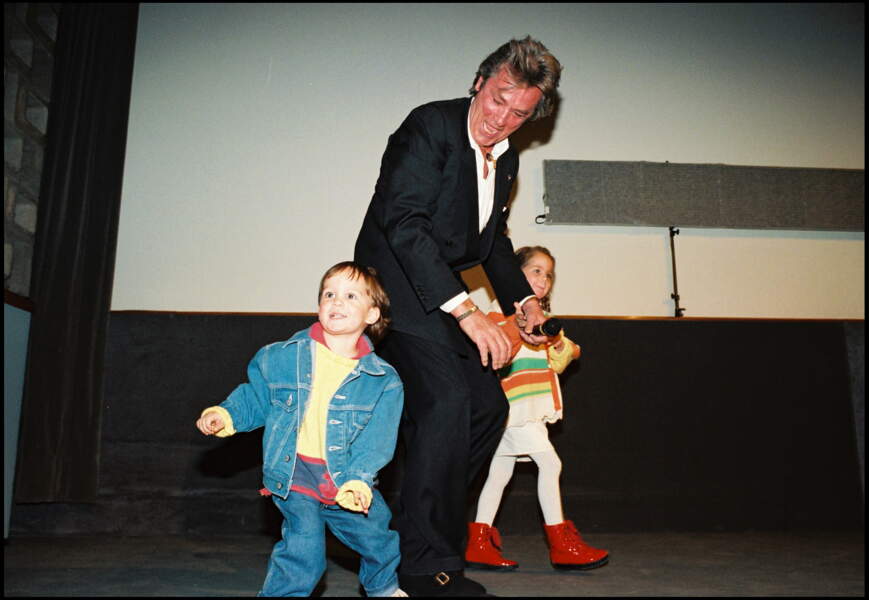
[{"x1": 196, "y1": 261, "x2": 406, "y2": 597}]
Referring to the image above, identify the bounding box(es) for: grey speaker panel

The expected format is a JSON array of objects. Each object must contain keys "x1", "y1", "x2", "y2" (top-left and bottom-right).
[{"x1": 543, "y1": 160, "x2": 864, "y2": 231}]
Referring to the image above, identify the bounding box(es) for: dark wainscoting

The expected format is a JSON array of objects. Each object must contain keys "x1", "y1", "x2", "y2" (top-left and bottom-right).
[{"x1": 10, "y1": 312, "x2": 864, "y2": 537}]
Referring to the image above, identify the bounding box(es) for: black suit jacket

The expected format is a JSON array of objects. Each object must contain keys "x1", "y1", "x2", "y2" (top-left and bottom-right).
[{"x1": 354, "y1": 97, "x2": 534, "y2": 354}]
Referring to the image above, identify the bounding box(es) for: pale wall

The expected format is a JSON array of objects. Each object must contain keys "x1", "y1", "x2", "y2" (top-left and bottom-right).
[{"x1": 112, "y1": 3, "x2": 865, "y2": 318}]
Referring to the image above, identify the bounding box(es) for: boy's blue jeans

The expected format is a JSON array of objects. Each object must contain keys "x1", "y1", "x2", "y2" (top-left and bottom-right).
[{"x1": 258, "y1": 489, "x2": 401, "y2": 597}]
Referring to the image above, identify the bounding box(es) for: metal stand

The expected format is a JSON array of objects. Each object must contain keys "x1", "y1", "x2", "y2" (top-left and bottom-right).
[
  {"x1": 535, "y1": 197, "x2": 549, "y2": 224},
  {"x1": 669, "y1": 226, "x2": 685, "y2": 318}
]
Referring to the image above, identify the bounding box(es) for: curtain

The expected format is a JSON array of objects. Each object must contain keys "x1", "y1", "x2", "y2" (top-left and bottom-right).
[{"x1": 14, "y1": 4, "x2": 139, "y2": 502}]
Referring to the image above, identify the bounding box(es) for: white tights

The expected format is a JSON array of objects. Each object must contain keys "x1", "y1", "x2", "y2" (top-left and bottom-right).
[{"x1": 474, "y1": 448, "x2": 564, "y2": 527}]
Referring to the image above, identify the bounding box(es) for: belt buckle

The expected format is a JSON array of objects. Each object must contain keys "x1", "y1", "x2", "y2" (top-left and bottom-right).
[{"x1": 434, "y1": 572, "x2": 450, "y2": 586}]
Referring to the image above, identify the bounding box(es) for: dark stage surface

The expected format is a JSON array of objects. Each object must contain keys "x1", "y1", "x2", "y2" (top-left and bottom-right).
[{"x1": 4, "y1": 530, "x2": 864, "y2": 596}]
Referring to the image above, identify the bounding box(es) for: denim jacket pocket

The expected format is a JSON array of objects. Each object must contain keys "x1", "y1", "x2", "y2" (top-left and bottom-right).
[
  {"x1": 270, "y1": 385, "x2": 297, "y2": 413},
  {"x1": 265, "y1": 385, "x2": 299, "y2": 465},
  {"x1": 327, "y1": 395, "x2": 375, "y2": 445},
  {"x1": 351, "y1": 407, "x2": 374, "y2": 429},
  {"x1": 348, "y1": 406, "x2": 375, "y2": 444}
]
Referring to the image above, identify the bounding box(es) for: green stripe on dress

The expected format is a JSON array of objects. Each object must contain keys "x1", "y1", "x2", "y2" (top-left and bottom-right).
[{"x1": 503, "y1": 357, "x2": 549, "y2": 375}]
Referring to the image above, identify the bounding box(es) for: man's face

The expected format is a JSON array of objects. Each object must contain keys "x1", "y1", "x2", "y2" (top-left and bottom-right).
[{"x1": 469, "y1": 65, "x2": 542, "y2": 150}]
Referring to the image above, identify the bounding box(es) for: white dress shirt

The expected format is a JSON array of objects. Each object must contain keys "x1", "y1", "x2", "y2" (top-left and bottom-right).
[{"x1": 440, "y1": 98, "x2": 532, "y2": 314}]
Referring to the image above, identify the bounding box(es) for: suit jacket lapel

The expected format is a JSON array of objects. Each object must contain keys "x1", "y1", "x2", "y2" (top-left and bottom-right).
[{"x1": 460, "y1": 119, "x2": 481, "y2": 259}]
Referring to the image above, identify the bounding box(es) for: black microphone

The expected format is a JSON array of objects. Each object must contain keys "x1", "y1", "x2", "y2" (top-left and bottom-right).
[{"x1": 530, "y1": 317, "x2": 562, "y2": 337}]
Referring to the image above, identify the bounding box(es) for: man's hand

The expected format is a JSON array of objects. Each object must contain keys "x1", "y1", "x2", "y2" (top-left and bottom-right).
[
  {"x1": 454, "y1": 302, "x2": 512, "y2": 369},
  {"x1": 514, "y1": 299, "x2": 549, "y2": 346}
]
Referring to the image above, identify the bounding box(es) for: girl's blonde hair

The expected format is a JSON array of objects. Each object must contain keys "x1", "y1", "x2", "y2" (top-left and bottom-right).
[
  {"x1": 318, "y1": 261, "x2": 391, "y2": 342},
  {"x1": 515, "y1": 245, "x2": 555, "y2": 313}
]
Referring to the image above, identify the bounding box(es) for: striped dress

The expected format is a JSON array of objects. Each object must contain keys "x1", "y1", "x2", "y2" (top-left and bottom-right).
[{"x1": 487, "y1": 301, "x2": 580, "y2": 457}]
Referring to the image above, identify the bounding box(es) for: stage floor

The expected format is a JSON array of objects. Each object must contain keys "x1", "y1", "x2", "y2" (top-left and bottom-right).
[{"x1": 4, "y1": 530, "x2": 864, "y2": 596}]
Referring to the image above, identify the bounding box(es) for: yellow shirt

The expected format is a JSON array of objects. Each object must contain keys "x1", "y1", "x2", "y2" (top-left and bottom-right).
[{"x1": 296, "y1": 342, "x2": 357, "y2": 459}]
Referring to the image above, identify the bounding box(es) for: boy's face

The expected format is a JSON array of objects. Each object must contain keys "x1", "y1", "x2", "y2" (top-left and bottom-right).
[{"x1": 318, "y1": 270, "x2": 380, "y2": 338}]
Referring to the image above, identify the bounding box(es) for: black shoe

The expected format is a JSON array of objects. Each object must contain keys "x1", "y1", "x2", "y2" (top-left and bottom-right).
[{"x1": 399, "y1": 570, "x2": 494, "y2": 597}]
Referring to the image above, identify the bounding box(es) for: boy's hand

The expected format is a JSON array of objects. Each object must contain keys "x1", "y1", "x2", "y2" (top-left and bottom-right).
[
  {"x1": 196, "y1": 412, "x2": 225, "y2": 436},
  {"x1": 339, "y1": 489, "x2": 371, "y2": 514},
  {"x1": 352, "y1": 490, "x2": 371, "y2": 515}
]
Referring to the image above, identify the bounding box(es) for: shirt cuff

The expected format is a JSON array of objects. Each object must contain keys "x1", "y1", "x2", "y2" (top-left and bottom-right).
[
  {"x1": 518, "y1": 295, "x2": 538, "y2": 309},
  {"x1": 336, "y1": 480, "x2": 372, "y2": 512},
  {"x1": 440, "y1": 291, "x2": 470, "y2": 313},
  {"x1": 201, "y1": 406, "x2": 235, "y2": 437}
]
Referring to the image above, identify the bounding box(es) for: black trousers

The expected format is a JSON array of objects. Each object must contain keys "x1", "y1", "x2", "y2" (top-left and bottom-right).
[{"x1": 379, "y1": 330, "x2": 509, "y2": 575}]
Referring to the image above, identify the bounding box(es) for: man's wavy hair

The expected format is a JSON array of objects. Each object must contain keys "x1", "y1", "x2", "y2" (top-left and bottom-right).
[
  {"x1": 318, "y1": 261, "x2": 391, "y2": 343},
  {"x1": 515, "y1": 246, "x2": 556, "y2": 313},
  {"x1": 469, "y1": 35, "x2": 562, "y2": 121}
]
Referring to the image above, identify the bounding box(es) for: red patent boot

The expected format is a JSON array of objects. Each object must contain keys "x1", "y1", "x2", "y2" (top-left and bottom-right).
[
  {"x1": 464, "y1": 522, "x2": 519, "y2": 571},
  {"x1": 544, "y1": 520, "x2": 609, "y2": 570}
]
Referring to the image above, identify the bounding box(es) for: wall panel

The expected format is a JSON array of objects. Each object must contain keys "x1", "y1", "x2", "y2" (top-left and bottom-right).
[
  {"x1": 11, "y1": 312, "x2": 863, "y2": 535},
  {"x1": 544, "y1": 160, "x2": 865, "y2": 231}
]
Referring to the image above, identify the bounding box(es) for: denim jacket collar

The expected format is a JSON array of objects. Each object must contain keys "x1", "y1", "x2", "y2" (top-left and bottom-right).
[{"x1": 281, "y1": 325, "x2": 387, "y2": 376}]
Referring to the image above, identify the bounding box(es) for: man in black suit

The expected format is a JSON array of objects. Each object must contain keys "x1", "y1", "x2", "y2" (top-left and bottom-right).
[{"x1": 355, "y1": 36, "x2": 562, "y2": 597}]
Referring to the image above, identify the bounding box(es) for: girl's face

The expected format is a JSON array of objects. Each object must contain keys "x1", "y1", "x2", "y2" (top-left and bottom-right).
[
  {"x1": 318, "y1": 270, "x2": 380, "y2": 338},
  {"x1": 521, "y1": 252, "x2": 554, "y2": 300}
]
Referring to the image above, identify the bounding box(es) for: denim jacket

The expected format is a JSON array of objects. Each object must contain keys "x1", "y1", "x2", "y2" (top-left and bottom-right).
[{"x1": 217, "y1": 326, "x2": 404, "y2": 499}]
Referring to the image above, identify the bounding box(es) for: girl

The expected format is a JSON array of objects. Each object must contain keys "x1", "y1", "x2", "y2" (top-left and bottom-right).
[{"x1": 465, "y1": 246, "x2": 609, "y2": 571}]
